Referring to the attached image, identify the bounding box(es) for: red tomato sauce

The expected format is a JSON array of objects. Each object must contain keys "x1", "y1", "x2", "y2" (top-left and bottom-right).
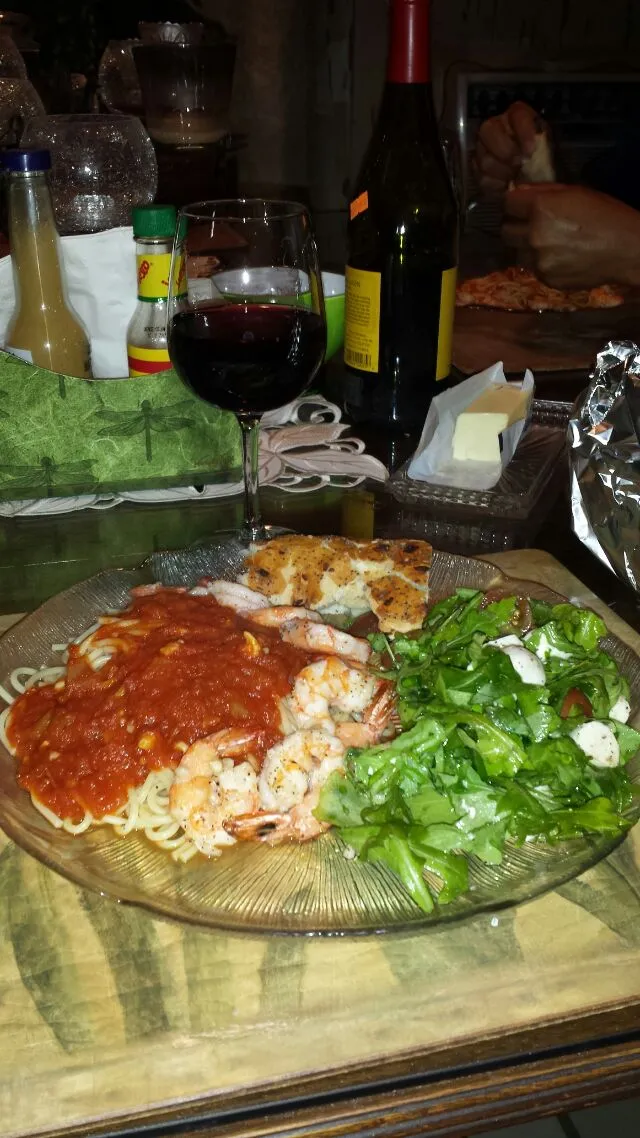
[{"x1": 7, "y1": 588, "x2": 311, "y2": 822}]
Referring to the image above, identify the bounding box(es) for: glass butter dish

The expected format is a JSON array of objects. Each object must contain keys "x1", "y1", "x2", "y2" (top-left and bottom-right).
[{"x1": 386, "y1": 400, "x2": 571, "y2": 553}]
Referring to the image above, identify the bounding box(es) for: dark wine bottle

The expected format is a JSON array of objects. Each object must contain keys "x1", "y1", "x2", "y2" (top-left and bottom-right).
[{"x1": 343, "y1": 0, "x2": 458, "y2": 433}]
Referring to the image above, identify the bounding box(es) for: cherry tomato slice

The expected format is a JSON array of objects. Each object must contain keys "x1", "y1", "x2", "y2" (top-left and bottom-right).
[{"x1": 560, "y1": 688, "x2": 593, "y2": 719}]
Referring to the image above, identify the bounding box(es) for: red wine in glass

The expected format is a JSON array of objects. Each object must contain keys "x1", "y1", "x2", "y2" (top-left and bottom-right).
[
  {"x1": 170, "y1": 301, "x2": 326, "y2": 416},
  {"x1": 167, "y1": 200, "x2": 327, "y2": 541}
]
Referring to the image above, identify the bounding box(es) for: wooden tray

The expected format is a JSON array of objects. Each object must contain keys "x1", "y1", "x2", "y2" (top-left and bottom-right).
[{"x1": 453, "y1": 301, "x2": 640, "y2": 377}]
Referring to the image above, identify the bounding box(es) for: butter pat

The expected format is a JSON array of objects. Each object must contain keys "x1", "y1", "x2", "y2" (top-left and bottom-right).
[
  {"x1": 462, "y1": 384, "x2": 530, "y2": 423},
  {"x1": 452, "y1": 412, "x2": 508, "y2": 464},
  {"x1": 452, "y1": 384, "x2": 530, "y2": 464}
]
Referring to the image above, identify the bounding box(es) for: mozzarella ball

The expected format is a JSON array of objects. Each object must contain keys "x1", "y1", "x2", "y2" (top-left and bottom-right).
[{"x1": 570, "y1": 721, "x2": 620, "y2": 769}]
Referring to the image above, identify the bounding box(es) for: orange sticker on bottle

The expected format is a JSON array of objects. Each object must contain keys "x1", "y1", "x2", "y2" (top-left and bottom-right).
[{"x1": 349, "y1": 191, "x2": 369, "y2": 221}]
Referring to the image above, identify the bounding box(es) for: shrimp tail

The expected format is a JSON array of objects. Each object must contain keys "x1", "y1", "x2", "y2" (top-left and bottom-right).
[
  {"x1": 226, "y1": 808, "x2": 329, "y2": 845},
  {"x1": 192, "y1": 580, "x2": 270, "y2": 612},
  {"x1": 224, "y1": 811, "x2": 296, "y2": 844},
  {"x1": 244, "y1": 606, "x2": 322, "y2": 629},
  {"x1": 336, "y1": 684, "x2": 399, "y2": 748},
  {"x1": 281, "y1": 620, "x2": 371, "y2": 665},
  {"x1": 368, "y1": 685, "x2": 400, "y2": 734}
]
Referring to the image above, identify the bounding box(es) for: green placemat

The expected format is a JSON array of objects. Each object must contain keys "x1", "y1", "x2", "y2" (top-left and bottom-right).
[{"x1": 0, "y1": 354, "x2": 242, "y2": 500}]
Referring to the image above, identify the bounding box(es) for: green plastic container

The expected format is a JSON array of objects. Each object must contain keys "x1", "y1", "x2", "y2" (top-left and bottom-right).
[{"x1": 322, "y1": 271, "x2": 346, "y2": 362}]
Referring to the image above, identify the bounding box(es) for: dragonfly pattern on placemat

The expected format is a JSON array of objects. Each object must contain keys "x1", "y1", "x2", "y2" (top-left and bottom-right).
[
  {"x1": 0, "y1": 457, "x2": 95, "y2": 496},
  {"x1": 94, "y1": 399, "x2": 196, "y2": 462}
]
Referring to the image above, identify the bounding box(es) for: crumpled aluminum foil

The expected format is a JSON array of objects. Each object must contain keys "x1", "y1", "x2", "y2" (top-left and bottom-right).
[{"x1": 569, "y1": 340, "x2": 640, "y2": 592}]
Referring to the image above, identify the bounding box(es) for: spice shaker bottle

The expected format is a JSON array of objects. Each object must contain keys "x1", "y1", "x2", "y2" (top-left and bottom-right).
[{"x1": 127, "y1": 204, "x2": 178, "y2": 376}]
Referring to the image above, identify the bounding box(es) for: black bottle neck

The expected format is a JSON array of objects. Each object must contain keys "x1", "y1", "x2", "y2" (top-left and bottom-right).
[{"x1": 372, "y1": 81, "x2": 440, "y2": 145}]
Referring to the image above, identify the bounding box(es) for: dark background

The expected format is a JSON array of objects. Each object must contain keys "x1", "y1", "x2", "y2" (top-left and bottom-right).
[
  {"x1": 7, "y1": 0, "x2": 640, "y2": 268},
  {"x1": 13, "y1": 1, "x2": 206, "y2": 77}
]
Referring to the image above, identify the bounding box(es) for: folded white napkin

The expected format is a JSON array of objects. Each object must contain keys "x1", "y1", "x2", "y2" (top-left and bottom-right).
[{"x1": 407, "y1": 362, "x2": 535, "y2": 491}]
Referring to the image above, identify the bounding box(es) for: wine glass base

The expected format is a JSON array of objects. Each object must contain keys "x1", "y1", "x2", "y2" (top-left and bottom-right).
[
  {"x1": 239, "y1": 522, "x2": 295, "y2": 543},
  {"x1": 189, "y1": 524, "x2": 295, "y2": 550}
]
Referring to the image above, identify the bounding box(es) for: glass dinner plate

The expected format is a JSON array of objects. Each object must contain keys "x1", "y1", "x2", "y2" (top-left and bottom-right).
[{"x1": 0, "y1": 539, "x2": 638, "y2": 935}]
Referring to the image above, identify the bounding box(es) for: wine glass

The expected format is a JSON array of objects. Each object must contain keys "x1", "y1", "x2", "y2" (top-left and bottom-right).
[
  {"x1": 168, "y1": 199, "x2": 327, "y2": 541},
  {"x1": 440, "y1": 127, "x2": 466, "y2": 230}
]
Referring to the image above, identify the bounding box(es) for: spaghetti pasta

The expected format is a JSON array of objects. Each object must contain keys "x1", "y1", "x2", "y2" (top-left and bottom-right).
[
  {"x1": 0, "y1": 640, "x2": 197, "y2": 860},
  {"x1": 0, "y1": 585, "x2": 312, "y2": 862}
]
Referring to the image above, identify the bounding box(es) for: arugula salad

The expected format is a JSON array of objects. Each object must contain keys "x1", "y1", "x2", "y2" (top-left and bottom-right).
[{"x1": 317, "y1": 589, "x2": 640, "y2": 913}]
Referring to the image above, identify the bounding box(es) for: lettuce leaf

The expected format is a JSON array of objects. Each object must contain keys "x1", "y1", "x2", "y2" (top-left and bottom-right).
[{"x1": 317, "y1": 589, "x2": 638, "y2": 915}]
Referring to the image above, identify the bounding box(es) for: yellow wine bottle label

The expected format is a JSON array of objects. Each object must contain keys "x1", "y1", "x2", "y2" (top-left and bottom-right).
[
  {"x1": 344, "y1": 266, "x2": 381, "y2": 373},
  {"x1": 436, "y1": 266, "x2": 457, "y2": 381},
  {"x1": 136, "y1": 253, "x2": 172, "y2": 301},
  {"x1": 128, "y1": 344, "x2": 172, "y2": 377}
]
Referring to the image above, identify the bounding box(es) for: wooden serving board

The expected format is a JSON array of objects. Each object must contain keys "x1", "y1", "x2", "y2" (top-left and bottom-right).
[
  {"x1": 0, "y1": 550, "x2": 639, "y2": 1138},
  {"x1": 453, "y1": 302, "x2": 640, "y2": 376}
]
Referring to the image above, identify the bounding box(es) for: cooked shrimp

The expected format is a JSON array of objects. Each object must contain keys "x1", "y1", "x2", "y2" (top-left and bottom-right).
[
  {"x1": 131, "y1": 583, "x2": 187, "y2": 597},
  {"x1": 246, "y1": 606, "x2": 321, "y2": 628},
  {"x1": 280, "y1": 619, "x2": 371, "y2": 665},
  {"x1": 335, "y1": 685, "x2": 399, "y2": 748},
  {"x1": 168, "y1": 727, "x2": 261, "y2": 857},
  {"x1": 285, "y1": 656, "x2": 379, "y2": 734},
  {"x1": 227, "y1": 729, "x2": 346, "y2": 844},
  {"x1": 191, "y1": 580, "x2": 270, "y2": 612}
]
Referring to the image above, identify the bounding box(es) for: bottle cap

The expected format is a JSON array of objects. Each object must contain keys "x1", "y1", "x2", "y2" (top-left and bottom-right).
[
  {"x1": 3, "y1": 149, "x2": 52, "y2": 173},
  {"x1": 132, "y1": 205, "x2": 177, "y2": 239}
]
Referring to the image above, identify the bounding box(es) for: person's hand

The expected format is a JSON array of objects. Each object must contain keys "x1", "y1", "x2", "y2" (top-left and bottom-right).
[
  {"x1": 502, "y1": 183, "x2": 640, "y2": 289},
  {"x1": 474, "y1": 101, "x2": 542, "y2": 195}
]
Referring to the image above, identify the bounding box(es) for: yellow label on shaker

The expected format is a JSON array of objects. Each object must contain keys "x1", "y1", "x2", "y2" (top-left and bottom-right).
[
  {"x1": 128, "y1": 344, "x2": 172, "y2": 377},
  {"x1": 136, "y1": 253, "x2": 172, "y2": 301},
  {"x1": 173, "y1": 252, "x2": 187, "y2": 299},
  {"x1": 344, "y1": 266, "x2": 381, "y2": 373},
  {"x1": 436, "y1": 266, "x2": 457, "y2": 381}
]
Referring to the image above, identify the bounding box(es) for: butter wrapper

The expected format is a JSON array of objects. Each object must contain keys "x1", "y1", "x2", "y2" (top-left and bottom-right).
[{"x1": 407, "y1": 362, "x2": 535, "y2": 490}]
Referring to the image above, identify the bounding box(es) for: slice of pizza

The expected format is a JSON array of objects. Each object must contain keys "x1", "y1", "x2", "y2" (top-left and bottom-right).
[{"x1": 456, "y1": 267, "x2": 625, "y2": 312}]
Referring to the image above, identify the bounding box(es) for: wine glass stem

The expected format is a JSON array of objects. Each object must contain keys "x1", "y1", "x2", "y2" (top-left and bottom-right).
[{"x1": 239, "y1": 415, "x2": 265, "y2": 541}]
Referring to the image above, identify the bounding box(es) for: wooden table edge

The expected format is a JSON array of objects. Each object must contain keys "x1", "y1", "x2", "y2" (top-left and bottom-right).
[{"x1": 36, "y1": 1017, "x2": 640, "y2": 1138}]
